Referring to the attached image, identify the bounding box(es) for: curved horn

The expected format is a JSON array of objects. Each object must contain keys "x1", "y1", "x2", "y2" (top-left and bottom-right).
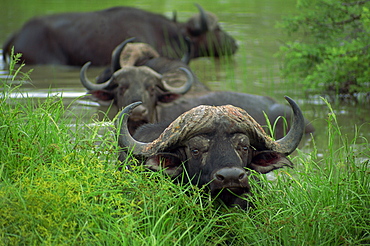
[
  {"x1": 111, "y1": 37, "x2": 136, "y2": 72},
  {"x1": 161, "y1": 67, "x2": 194, "y2": 94},
  {"x1": 195, "y1": 3, "x2": 208, "y2": 32},
  {"x1": 116, "y1": 102, "x2": 154, "y2": 155},
  {"x1": 80, "y1": 62, "x2": 113, "y2": 90},
  {"x1": 117, "y1": 103, "x2": 211, "y2": 158},
  {"x1": 273, "y1": 96, "x2": 305, "y2": 155},
  {"x1": 181, "y1": 37, "x2": 192, "y2": 64}
]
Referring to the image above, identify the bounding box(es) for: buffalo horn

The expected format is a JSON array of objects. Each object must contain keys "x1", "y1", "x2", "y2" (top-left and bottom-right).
[
  {"x1": 80, "y1": 62, "x2": 112, "y2": 90},
  {"x1": 161, "y1": 67, "x2": 194, "y2": 94},
  {"x1": 117, "y1": 102, "x2": 156, "y2": 155},
  {"x1": 111, "y1": 37, "x2": 136, "y2": 72},
  {"x1": 273, "y1": 96, "x2": 305, "y2": 155},
  {"x1": 195, "y1": 3, "x2": 208, "y2": 32},
  {"x1": 181, "y1": 37, "x2": 192, "y2": 65}
]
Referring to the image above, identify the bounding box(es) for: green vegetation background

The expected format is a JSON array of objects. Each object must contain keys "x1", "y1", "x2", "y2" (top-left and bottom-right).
[
  {"x1": 278, "y1": 0, "x2": 370, "y2": 97},
  {"x1": 0, "y1": 54, "x2": 369, "y2": 245}
]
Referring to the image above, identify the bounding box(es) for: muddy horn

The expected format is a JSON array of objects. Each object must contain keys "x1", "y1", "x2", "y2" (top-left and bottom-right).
[
  {"x1": 273, "y1": 96, "x2": 305, "y2": 155},
  {"x1": 80, "y1": 61, "x2": 113, "y2": 90}
]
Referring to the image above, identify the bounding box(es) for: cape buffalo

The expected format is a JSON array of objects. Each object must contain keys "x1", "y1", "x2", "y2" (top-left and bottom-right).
[
  {"x1": 80, "y1": 39, "x2": 209, "y2": 134},
  {"x1": 2, "y1": 4, "x2": 237, "y2": 66},
  {"x1": 81, "y1": 63, "x2": 194, "y2": 134},
  {"x1": 116, "y1": 97, "x2": 305, "y2": 208},
  {"x1": 95, "y1": 37, "x2": 207, "y2": 86}
]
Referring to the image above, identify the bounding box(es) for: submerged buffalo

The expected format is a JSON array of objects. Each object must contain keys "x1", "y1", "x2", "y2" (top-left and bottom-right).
[
  {"x1": 81, "y1": 63, "x2": 194, "y2": 134},
  {"x1": 80, "y1": 39, "x2": 208, "y2": 134},
  {"x1": 94, "y1": 37, "x2": 207, "y2": 86},
  {"x1": 3, "y1": 4, "x2": 237, "y2": 66},
  {"x1": 117, "y1": 97, "x2": 305, "y2": 208}
]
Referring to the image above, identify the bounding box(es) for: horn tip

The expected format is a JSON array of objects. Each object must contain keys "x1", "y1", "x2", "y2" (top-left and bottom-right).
[
  {"x1": 131, "y1": 101, "x2": 143, "y2": 107},
  {"x1": 120, "y1": 101, "x2": 143, "y2": 116},
  {"x1": 283, "y1": 95, "x2": 292, "y2": 102},
  {"x1": 127, "y1": 37, "x2": 136, "y2": 42},
  {"x1": 283, "y1": 96, "x2": 299, "y2": 110},
  {"x1": 126, "y1": 101, "x2": 143, "y2": 111},
  {"x1": 117, "y1": 101, "x2": 143, "y2": 126},
  {"x1": 83, "y1": 61, "x2": 91, "y2": 67}
]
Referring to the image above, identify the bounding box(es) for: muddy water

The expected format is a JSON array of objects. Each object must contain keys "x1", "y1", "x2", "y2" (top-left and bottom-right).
[{"x1": 1, "y1": 0, "x2": 369, "y2": 159}]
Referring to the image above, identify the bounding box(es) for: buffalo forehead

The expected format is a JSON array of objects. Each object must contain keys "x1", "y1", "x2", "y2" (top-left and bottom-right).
[
  {"x1": 142, "y1": 105, "x2": 273, "y2": 154},
  {"x1": 169, "y1": 104, "x2": 263, "y2": 137},
  {"x1": 199, "y1": 115, "x2": 248, "y2": 133}
]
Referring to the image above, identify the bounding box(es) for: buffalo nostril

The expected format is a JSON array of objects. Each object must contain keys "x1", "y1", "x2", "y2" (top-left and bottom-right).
[
  {"x1": 216, "y1": 174, "x2": 225, "y2": 181},
  {"x1": 238, "y1": 173, "x2": 246, "y2": 180}
]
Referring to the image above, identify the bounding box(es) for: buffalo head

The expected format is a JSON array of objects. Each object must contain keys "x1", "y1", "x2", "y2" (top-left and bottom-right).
[
  {"x1": 183, "y1": 4, "x2": 238, "y2": 58},
  {"x1": 95, "y1": 37, "x2": 197, "y2": 85},
  {"x1": 117, "y1": 97, "x2": 304, "y2": 208},
  {"x1": 80, "y1": 39, "x2": 194, "y2": 134}
]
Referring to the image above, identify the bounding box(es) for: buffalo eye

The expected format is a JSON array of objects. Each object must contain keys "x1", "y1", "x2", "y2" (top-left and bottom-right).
[
  {"x1": 238, "y1": 145, "x2": 249, "y2": 153},
  {"x1": 236, "y1": 144, "x2": 250, "y2": 156},
  {"x1": 191, "y1": 149, "x2": 200, "y2": 156}
]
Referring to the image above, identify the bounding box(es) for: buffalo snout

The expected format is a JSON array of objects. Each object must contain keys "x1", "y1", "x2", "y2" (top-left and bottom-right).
[
  {"x1": 212, "y1": 167, "x2": 249, "y2": 190},
  {"x1": 210, "y1": 167, "x2": 251, "y2": 207}
]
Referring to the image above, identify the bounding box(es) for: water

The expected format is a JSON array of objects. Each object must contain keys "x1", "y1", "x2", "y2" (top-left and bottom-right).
[{"x1": 1, "y1": 0, "x2": 369, "y2": 159}]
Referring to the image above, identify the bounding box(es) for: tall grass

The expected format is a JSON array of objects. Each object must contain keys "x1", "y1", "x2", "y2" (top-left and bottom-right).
[{"x1": 0, "y1": 58, "x2": 369, "y2": 245}]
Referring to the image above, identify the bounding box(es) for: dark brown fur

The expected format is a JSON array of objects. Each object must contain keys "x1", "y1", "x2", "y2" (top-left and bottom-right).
[{"x1": 3, "y1": 6, "x2": 237, "y2": 66}]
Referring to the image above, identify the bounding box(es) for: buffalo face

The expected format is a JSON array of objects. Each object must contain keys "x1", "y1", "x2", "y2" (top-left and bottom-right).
[
  {"x1": 118, "y1": 97, "x2": 305, "y2": 208},
  {"x1": 142, "y1": 115, "x2": 293, "y2": 208},
  {"x1": 80, "y1": 62, "x2": 193, "y2": 134},
  {"x1": 80, "y1": 39, "x2": 195, "y2": 134}
]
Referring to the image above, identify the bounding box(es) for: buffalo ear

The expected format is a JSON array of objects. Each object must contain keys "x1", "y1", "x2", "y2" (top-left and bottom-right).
[
  {"x1": 249, "y1": 150, "x2": 293, "y2": 174},
  {"x1": 90, "y1": 90, "x2": 114, "y2": 101},
  {"x1": 158, "y1": 93, "x2": 181, "y2": 103},
  {"x1": 145, "y1": 153, "x2": 183, "y2": 177}
]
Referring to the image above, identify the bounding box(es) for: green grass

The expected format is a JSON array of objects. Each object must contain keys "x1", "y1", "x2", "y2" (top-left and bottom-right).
[{"x1": 0, "y1": 59, "x2": 369, "y2": 245}]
